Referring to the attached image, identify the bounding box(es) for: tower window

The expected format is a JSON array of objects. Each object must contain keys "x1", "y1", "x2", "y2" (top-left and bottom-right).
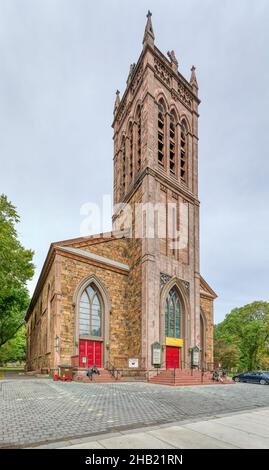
[
  {"x1": 158, "y1": 102, "x2": 165, "y2": 166},
  {"x1": 129, "y1": 123, "x2": 133, "y2": 181},
  {"x1": 180, "y1": 122, "x2": 188, "y2": 184},
  {"x1": 169, "y1": 113, "x2": 176, "y2": 174},
  {"x1": 122, "y1": 137, "x2": 126, "y2": 196},
  {"x1": 137, "y1": 106, "x2": 142, "y2": 172}
]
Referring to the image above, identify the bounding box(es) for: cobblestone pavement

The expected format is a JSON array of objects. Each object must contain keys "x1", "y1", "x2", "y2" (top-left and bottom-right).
[{"x1": 1, "y1": 379, "x2": 269, "y2": 448}]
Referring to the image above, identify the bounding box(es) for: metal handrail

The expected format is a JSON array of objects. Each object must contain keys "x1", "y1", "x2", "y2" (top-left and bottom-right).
[
  {"x1": 106, "y1": 361, "x2": 120, "y2": 380},
  {"x1": 105, "y1": 361, "x2": 216, "y2": 383}
]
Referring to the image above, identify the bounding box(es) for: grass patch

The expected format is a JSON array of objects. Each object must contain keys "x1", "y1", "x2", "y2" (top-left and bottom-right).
[{"x1": 0, "y1": 367, "x2": 24, "y2": 371}]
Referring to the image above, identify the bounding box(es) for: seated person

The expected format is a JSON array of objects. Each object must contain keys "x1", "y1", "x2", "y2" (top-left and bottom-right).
[
  {"x1": 86, "y1": 367, "x2": 93, "y2": 381},
  {"x1": 212, "y1": 370, "x2": 220, "y2": 381},
  {"x1": 92, "y1": 364, "x2": 100, "y2": 375},
  {"x1": 86, "y1": 364, "x2": 100, "y2": 381}
]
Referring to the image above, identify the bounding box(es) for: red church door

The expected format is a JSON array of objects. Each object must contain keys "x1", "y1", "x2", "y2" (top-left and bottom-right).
[
  {"x1": 79, "y1": 340, "x2": 102, "y2": 368},
  {"x1": 166, "y1": 346, "x2": 180, "y2": 369}
]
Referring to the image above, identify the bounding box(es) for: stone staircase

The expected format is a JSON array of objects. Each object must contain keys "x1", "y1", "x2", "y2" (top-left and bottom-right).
[
  {"x1": 73, "y1": 369, "x2": 117, "y2": 383},
  {"x1": 149, "y1": 368, "x2": 231, "y2": 386},
  {"x1": 73, "y1": 367, "x2": 233, "y2": 386}
]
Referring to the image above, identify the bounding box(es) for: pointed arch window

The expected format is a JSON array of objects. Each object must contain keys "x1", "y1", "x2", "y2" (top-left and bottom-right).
[
  {"x1": 121, "y1": 136, "x2": 126, "y2": 196},
  {"x1": 165, "y1": 287, "x2": 181, "y2": 338},
  {"x1": 136, "y1": 106, "x2": 142, "y2": 172},
  {"x1": 180, "y1": 122, "x2": 188, "y2": 184},
  {"x1": 169, "y1": 112, "x2": 176, "y2": 174},
  {"x1": 158, "y1": 101, "x2": 165, "y2": 166},
  {"x1": 79, "y1": 284, "x2": 102, "y2": 337},
  {"x1": 128, "y1": 123, "x2": 133, "y2": 182}
]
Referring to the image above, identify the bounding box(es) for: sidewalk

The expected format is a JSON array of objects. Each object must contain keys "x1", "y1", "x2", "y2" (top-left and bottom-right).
[{"x1": 36, "y1": 406, "x2": 269, "y2": 449}]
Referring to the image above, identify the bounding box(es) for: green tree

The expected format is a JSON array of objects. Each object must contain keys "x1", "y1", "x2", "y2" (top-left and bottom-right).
[
  {"x1": 0, "y1": 194, "x2": 34, "y2": 347},
  {"x1": 214, "y1": 325, "x2": 240, "y2": 369},
  {"x1": 0, "y1": 325, "x2": 26, "y2": 365},
  {"x1": 214, "y1": 302, "x2": 269, "y2": 371}
]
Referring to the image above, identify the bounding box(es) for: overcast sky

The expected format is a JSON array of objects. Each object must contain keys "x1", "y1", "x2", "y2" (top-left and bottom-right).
[{"x1": 0, "y1": 0, "x2": 269, "y2": 324}]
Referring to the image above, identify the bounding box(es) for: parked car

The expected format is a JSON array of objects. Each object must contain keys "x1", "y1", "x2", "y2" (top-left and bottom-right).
[{"x1": 232, "y1": 371, "x2": 269, "y2": 385}]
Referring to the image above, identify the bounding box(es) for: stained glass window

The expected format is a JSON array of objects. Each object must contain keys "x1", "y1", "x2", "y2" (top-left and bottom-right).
[
  {"x1": 165, "y1": 287, "x2": 181, "y2": 338},
  {"x1": 79, "y1": 284, "x2": 102, "y2": 337}
]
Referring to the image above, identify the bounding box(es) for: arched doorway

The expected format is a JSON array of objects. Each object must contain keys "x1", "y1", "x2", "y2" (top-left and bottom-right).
[
  {"x1": 164, "y1": 286, "x2": 182, "y2": 369},
  {"x1": 73, "y1": 275, "x2": 111, "y2": 369},
  {"x1": 74, "y1": 275, "x2": 111, "y2": 369}
]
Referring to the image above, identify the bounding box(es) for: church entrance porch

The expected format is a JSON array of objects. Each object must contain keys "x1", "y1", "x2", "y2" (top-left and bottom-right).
[{"x1": 79, "y1": 339, "x2": 102, "y2": 368}]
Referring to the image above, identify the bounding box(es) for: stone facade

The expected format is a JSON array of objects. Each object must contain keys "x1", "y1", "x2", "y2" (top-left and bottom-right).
[{"x1": 26, "y1": 13, "x2": 216, "y2": 373}]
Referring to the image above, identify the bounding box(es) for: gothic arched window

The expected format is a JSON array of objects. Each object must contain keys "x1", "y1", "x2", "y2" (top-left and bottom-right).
[
  {"x1": 169, "y1": 111, "x2": 177, "y2": 175},
  {"x1": 79, "y1": 284, "x2": 102, "y2": 337},
  {"x1": 128, "y1": 122, "x2": 133, "y2": 182},
  {"x1": 180, "y1": 121, "x2": 188, "y2": 184},
  {"x1": 165, "y1": 287, "x2": 181, "y2": 338},
  {"x1": 121, "y1": 136, "x2": 126, "y2": 196},
  {"x1": 136, "y1": 106, "x2": 142, "y2": 172},
  {"x1": 158, "y1": 100, "x2": 166, "y2": 166}
]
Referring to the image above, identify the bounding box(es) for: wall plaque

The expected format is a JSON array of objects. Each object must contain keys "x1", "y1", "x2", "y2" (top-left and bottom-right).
[
  {"x1": 128, "y1": 358, "x2": 139, "y2": 368},
  {"x1": 152, "y1": 342, "x2": 161, "y2": 365},
  {"x1": 191, "y1": 346, "x2": 200, "y2": 367}
]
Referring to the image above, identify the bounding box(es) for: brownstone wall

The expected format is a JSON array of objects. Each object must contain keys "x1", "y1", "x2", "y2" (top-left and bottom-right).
[
  {"x1": 125, "y1": 187, "x2": 143, "y2": 367},
  {"x1": 77, "y1": 238, "x2": 130, "y2": 265},
  {"x1": 200, "y1": 295, "x2": 214, "y2": 365},
  {"x1": 26, "y1": 233, "x2": 145, "y2": 372},
  {"x1": 26, "y1": 262, "x2": 57, "y2": 372},
  {"x1": 59, "y1": 242, "x2": 131, "y2": 368}
]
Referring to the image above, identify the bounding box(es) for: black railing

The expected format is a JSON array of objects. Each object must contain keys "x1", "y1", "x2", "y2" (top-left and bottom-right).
[{"x1": 106, "y1": 361, "x2": 120, "y2": 380}]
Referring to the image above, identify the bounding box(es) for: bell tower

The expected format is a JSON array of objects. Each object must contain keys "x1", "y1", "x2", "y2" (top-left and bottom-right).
[{"x1": 112, "y1": 12, "x2": 203, "y2": 370}]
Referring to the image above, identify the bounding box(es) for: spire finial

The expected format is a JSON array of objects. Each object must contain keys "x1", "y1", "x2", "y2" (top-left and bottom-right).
[
  {"x1": 113, "y1": 90, "x2": 121, "y2": 115},
  {"x1": 143, "y1": 10, "x2": 155, "y2": 47},
  {"x1": 167, "y1": 50, "x2": 179, "y2": 71},
  {"x1": 190, "y1": 65, "x2": 198, "y2": 92}
]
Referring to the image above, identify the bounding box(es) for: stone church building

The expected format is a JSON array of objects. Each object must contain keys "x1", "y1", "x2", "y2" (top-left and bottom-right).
[{"x1": 26, "y1": 13, "x2": 216, "y2": 375}]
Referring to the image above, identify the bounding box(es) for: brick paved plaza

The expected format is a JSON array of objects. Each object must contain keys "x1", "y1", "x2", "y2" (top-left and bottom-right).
[{"x1": 1, "y1": 379, "x2": 269, "y2": 448}]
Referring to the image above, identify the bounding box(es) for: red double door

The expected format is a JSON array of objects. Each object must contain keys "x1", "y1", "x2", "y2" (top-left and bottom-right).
[
  {"x1": 79, "y1": 340, "x2": 102, "y2": 368},
  {"x1": 166, "y1": 346, "x2": 180, "y2": 369}
]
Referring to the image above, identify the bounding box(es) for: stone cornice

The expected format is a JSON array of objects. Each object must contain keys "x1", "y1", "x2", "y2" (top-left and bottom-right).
[
  {"x1": 200, "y1": 289, "x2": 216, "y2": 300},
  {"x1": 200, "y1": 275, "x2": 218, "y2": 299},
  {"x1": 56, "y1": 246, "x2": 130, "y2": 273},
  {"x1": 115, "y1": 166, "x2": 200, "y2": 210},
  {"x1": 113, "y1": 166, "x2": 200, "y2": 221}
]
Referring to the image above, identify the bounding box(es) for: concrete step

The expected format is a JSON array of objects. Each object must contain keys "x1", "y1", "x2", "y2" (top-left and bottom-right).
[
  {"x1": 148, "y1": 367, "x2": 232, "y2": 387},
  {"x1": 73, "y1": 370, "x2": 116, "y2": 383}
]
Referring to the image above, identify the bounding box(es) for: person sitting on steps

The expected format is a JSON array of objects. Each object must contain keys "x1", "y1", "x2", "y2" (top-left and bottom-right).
[
  {"x1": 86, "y1": 364, "x2": 100, "y2": 381},
  {"x1": 212, "y1": 369, "x2": 224, "y2": 383}
]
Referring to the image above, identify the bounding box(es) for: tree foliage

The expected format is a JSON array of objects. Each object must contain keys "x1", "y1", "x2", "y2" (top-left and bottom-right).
[
  {"x1": 0, "y1": 194, "x2": 34, "y2": 347},
  {"x1": 214, "y1": 301, "x2": 269, "y2": 371},
  {"x1": 0, "y1": 325, "x2": 26, "y2": 365}
]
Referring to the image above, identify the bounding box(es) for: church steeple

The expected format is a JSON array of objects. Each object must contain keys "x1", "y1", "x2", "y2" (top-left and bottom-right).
[{"x1": 143, "y1": 10, "x2": 155, "y2": 47}]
